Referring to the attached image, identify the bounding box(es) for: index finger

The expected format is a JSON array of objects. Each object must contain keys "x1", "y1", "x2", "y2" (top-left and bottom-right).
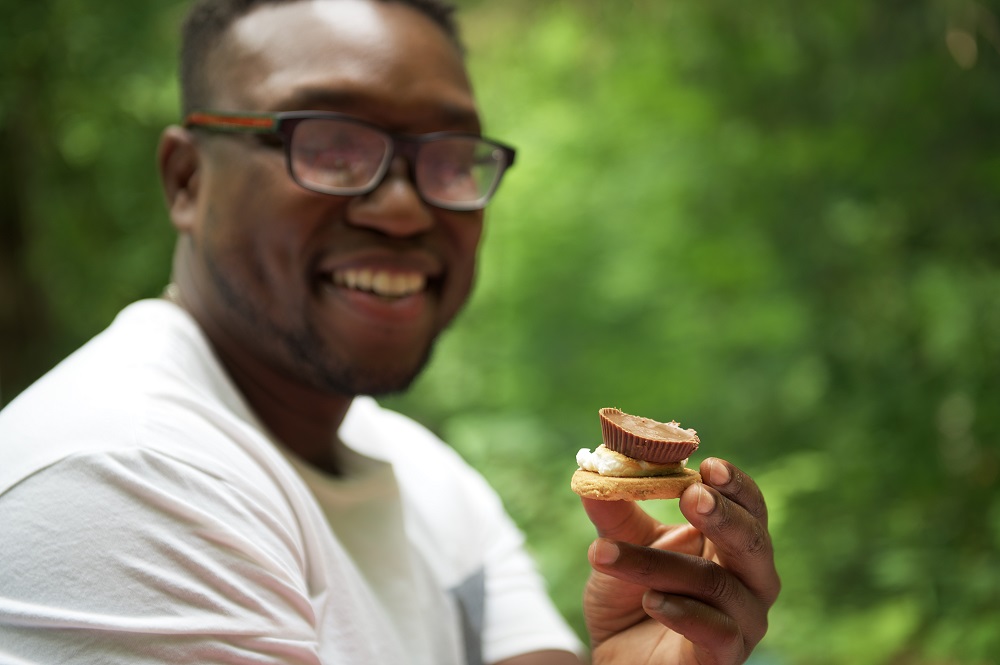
[{"x1": 700, "y1": 457, "x2": 769, "y2": 529}]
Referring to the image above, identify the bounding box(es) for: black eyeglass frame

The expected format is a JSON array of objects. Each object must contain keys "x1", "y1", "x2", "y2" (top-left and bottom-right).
[{"x1": 184, "y1": 110, "x2": 517, "y2": 212}]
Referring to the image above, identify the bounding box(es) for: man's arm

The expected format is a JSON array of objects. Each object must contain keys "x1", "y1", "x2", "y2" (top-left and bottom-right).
[{"x1": 0, "y1": 449, "x2": 324, "y2": 664}]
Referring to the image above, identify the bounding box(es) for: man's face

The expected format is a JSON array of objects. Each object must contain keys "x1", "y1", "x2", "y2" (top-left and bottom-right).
[{"x1": 178, "y1": 0, "x2": 484, "y2": 398}]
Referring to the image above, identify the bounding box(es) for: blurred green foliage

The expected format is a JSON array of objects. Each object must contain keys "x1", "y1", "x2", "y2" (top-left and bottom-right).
[{"x1": 2, "y1": 0, "x2": 999, "y2": 663}]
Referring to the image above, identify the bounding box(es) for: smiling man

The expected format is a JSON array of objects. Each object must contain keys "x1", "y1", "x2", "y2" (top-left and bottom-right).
[
  {"x1": 162, "y1": 0, "x2": 493, "y2": 474},
  {"x1": 0, "y1": 0, "x2": 779, "y2": 663}
]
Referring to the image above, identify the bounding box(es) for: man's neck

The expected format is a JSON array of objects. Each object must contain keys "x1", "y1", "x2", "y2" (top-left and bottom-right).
[
  {"x1": 164, "y1": 282, "x2": 355, "y2": 475},
  {"x1": 219, "y1": 356, "x2": 354, "y2": 475},
  {"x1": 247, "y1": 393, "x2": 352, "y2": 476}
]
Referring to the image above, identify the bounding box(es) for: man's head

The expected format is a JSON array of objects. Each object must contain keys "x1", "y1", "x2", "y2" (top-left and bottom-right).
[
  {"x1": 158, "y1": 0, "x2": 506, "y2": 409},
  {"x1": 179, "y1": 0, "x2": 462, "y2": 116}
]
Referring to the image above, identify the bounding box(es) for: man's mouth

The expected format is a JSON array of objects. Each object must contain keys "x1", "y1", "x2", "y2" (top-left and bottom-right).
[{"x1": 331, "y1": 268, "x2": 428, "y2": 298}]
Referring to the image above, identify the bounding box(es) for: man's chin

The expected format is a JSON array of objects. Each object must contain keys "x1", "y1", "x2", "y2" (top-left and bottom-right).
[
  {"x1": 278, "y1": 317, "x2": 440, "y2": 399},
  {"x1": 335, "y1": 369, "x2": 421, "y2": 399},
  {"x1": 308, "y1": 349, "x2": 434, "y2": 398}
]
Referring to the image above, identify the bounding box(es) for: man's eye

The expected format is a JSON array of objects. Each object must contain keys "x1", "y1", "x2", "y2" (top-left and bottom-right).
[
  {"x1": 302, "y1": 147, "x2": 368, "y2": 170},
  {"x1": 255, "y1": 133, "x2": 284, "y2": 149}
]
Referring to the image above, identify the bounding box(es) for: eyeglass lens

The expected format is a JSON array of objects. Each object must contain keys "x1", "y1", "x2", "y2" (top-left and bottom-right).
[{"x1": 288, "y1": 118, "x2": 507, "y2": 209}]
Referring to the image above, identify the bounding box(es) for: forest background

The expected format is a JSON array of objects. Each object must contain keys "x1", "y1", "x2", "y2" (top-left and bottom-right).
[{"x1": 2, "y1": 0, "x2": 999, "y2": 663}]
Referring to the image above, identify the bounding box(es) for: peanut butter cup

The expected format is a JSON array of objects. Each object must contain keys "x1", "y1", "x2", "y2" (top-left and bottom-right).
[{"x1": 599, "y1": 407, "x2": 699, "y2": 464}]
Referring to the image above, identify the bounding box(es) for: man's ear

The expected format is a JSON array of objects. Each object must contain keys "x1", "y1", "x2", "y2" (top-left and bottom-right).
[{"x1": 157, "y1": 126, "x2": 202, "y2": 233}]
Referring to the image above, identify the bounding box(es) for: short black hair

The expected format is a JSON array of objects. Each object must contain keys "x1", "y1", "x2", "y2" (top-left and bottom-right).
[{"x1": 179, "y1": 0, "x2": 462, "y2": 115}]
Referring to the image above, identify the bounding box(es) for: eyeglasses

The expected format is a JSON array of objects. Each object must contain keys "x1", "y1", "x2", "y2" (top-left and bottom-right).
[{"x1": 184, "y1": 110, "x2": 517, "y2": 211}]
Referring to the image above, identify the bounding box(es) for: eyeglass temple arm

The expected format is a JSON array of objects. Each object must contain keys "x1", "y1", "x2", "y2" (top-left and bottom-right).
[{"x1": 184, "y1": 112, "x2": 279, "y2": 133}]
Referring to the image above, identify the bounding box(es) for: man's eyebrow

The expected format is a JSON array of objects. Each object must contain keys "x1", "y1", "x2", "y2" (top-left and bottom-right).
[
  {"x1": 271, "y1": 88, "x2": 482, "y2": 130},
  {"x1": 271, "y1": 88, "x2": 359, "y2": 111}
]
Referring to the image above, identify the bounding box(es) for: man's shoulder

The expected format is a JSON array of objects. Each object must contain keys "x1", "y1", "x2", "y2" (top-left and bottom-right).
[{"x1": 0, "y1": 299, "x2": 266, "y2": 492}]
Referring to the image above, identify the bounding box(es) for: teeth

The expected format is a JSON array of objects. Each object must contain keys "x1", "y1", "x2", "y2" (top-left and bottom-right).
[{"x1": 333, "y1": 269, "x2": 426, "y2": 297}]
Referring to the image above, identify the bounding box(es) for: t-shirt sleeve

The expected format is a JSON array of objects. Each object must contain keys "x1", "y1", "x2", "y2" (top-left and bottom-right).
[
  {"x1": 0, "y1": 448, "x2": 323, "y2": 665},
  {"x1": 466, "y1": 470, "x2": 585, "y2": 664}
]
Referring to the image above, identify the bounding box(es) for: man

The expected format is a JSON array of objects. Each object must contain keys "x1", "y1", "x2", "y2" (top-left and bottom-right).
[{"x1": 0, "y1": 0, "x2": 779, "y2": 662}]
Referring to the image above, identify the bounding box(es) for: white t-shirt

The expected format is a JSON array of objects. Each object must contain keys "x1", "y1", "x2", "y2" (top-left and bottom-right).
[{"x1": 0, "y1": 299, "x2": 581, "y2": 664}]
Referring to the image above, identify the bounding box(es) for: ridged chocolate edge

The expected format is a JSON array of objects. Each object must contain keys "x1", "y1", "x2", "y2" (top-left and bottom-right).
[{"x1": 599, "y1": 407, "x2": 699, "y2": 464}]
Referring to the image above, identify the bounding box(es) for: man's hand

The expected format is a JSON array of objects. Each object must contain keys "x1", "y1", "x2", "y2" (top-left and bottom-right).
[{"x1": 581, "y1": 457, "x2": 780, "y2": 665}]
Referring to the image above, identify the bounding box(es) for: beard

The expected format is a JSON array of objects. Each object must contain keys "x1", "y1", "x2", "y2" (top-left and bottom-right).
[
  {"x1": 207, "y1": 257, "x2": 440, "y2": 399},
  {"x1": 284, "y1": 317, "x2": 437, "y2": 397}
]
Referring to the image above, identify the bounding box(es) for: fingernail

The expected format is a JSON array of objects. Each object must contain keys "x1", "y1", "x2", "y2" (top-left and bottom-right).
[
  {"x1": 708, "y1": 458, "x2": 731, "y2": 486},
  {"x1": 644, "y1": 590, "x2": 666, "y2": 609},
  {"x1": 644, "y1": 590, "x2": 682, "y2": 618},
  {"x1": 696, "y1": 485, "x2": 716, "y2": 515},
  {"x1": 590, "y1": 538, "x2": 620, "y2": 565}
]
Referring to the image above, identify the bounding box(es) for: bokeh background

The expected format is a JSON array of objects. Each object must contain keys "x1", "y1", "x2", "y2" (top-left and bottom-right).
[{"x1": 2, "y1": 0, "x2": 999, "y2": 663}]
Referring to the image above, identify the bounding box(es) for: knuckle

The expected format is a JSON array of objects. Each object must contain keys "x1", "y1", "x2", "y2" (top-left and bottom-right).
[
  {"x1": 711, "y1": 493, "x2": 737, "y2": 531},
  {"x1": 762, "y1": 570, "x2": 783, "y2": 607},
  {"x1": 755, "y1": 611, "x2": 770, "y2": 644},
  {"x1": 743, "y1": 519, "x2": 771, "y2": 558},
  {"x1": 743, "y1": 603, "x2": 770, "y2": 652},
  {"x1": 633, "y1": 548, "x2": 660, "y2": 580},
  {"x1": 726, "y1": 467, "x2": 770, "y2": 522},
  {"x1": 699, "y1": 559, "x2": 742, "y2": 608}
]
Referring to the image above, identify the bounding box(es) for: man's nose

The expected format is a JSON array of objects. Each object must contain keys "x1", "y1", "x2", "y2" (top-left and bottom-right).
[{"x1": 346, "y1": 156, "x2": 435, "y2": 236}]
